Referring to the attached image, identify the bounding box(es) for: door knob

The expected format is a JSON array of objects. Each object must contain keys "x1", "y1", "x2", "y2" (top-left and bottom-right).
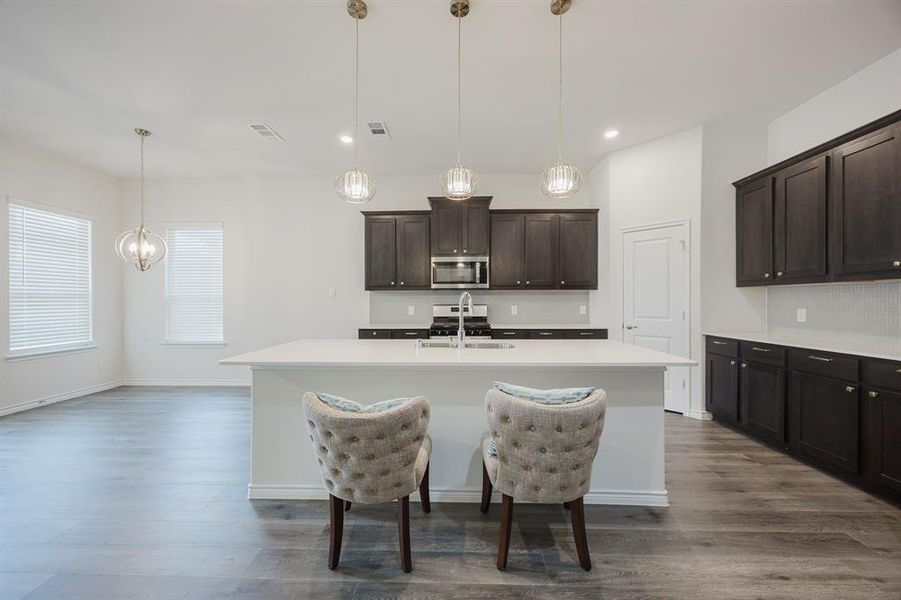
[
  {"x1": 560, "y1": 280, "x2": 565, "y2": 285},
  {"x1": 625, "y1": 325, "x2": 638, "y2": 330}
]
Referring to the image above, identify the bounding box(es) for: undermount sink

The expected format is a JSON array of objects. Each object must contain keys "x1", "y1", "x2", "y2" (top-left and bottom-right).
[{"x1": 416, "y1": 339, "x2": 514, "y2": 350}]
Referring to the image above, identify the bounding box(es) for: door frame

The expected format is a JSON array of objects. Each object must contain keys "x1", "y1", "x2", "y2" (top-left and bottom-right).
[{"x1": 620, "y1": 219, "x2": 692, "y2": 414}]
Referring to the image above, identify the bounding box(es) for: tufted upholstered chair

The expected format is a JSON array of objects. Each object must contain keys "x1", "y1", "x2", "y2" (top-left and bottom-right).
[
  {"x1": 302, "y1": 392, "x2": 432, "y2": 573},
  {"x1": 479, "y1": 388, "x2": 607, "y2": 571}
]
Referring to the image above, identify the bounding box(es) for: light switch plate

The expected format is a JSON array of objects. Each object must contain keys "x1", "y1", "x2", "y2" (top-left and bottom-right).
[
  {"x1": 796, "y1": 308, "x2": 807, "y2": 323},
  {"x1": 407, "y1": 305, "x2": 415, "y2": 316},
  {"x1": 579, "y1": 305, "x2": 587, "y2": 315},
  {"x1": 328, "y1": 288, "x2": 336, "y2": 298},
  {"x1": 511, "y1": 305, "x2": 518, "y2": 316}
]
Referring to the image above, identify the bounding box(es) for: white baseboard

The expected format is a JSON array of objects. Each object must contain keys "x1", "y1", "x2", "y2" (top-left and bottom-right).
[
  {"x1": 0, "y1": 380, "x2": 123, "y2": 417},
  {"x1": 688, "y1": 409, "x2": 713, "y2": 420},
  {"x1": 121, "y1": 379, "x2": 250, "y2": 387},
  {"x1": 247, "y1": 483, "x2": 668, "y2": 507}
]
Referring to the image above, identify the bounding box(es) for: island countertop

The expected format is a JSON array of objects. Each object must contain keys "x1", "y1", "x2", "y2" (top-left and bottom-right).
[{"x1": 220, "y1": 338, "x2": 696, "y2": 369}]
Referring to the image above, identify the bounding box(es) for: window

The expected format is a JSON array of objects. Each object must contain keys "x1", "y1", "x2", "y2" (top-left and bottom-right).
[
  {"x1": 165, "y1": 224, "x2": 224, "y2": 344},
  {"x1": 8, "y1": 200, "x2": 93, "y2": 357}
]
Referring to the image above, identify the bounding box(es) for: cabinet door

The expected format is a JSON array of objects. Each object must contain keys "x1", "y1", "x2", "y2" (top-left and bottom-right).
[
  {"x1": 865, "y1": 387, "x2": 901, "y2": 495},
  {"x1": 395, "y1": 215, "x2": 430, "y2": 289},
  {"x1": 707, "y1": 353, "x2": 739, "y2": 424},
  {"x1": 430, "y1": 200, "x2": 462, "y2": 256},
  {"x1": 523, "y1": 214, "x2": 558, "y2": 288},
  {"x1": 462, "y1": 198, "x2": 490, "y2": 255},
  {"x1": 489, "y1": 214, "x2": 524, "y2": 288},
  {"x1": 789, "y1": 372, "x2": 859, "y2": 474},
  {"x1": 773, "y1": 155, "x2": 828, "y2": 283},
  {"x1": 365, "y1": 216, "x2": 396, "y2": 289},
  {"x1": 830, "y1": 123, "x2": 901, "y2": 279},
  {"x1": 740, "y1": 360, "x2": 786, "y2": 445},
  {"x1": 558, "y1": 213, "x2": 598, "y2": 289},
  {"x1": 736, "y1": 177, "x2": 774, "y2": 286}
]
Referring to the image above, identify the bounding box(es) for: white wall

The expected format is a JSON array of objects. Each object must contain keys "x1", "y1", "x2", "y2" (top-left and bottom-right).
[
  {"x1": 121, "y1": 174, "x2": 595, "y2": 384},
  {"x1": 768, "y1": 47, "x2": 901, "y2": 164},
  {"x1": 589, "y1": 127, "x2": 705, "y2": 417},
  {"x1": 0, "y1": 139, "x2": 124, "y2": 414}
]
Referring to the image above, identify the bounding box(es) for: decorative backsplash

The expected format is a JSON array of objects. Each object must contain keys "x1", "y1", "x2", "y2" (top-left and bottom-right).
[
  {"x1": 369, "y1": 290, "x2": 591, "y2": 326},
  {"x1": 767, "y1": 281, "x2": 901, "y2": 341}
]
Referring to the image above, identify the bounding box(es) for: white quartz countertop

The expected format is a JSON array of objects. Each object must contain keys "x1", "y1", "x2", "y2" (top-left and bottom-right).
[
  {"x1": 360, "y1": 324, "x2": 605, "y2": 330},
  {"x1": 220, "y1": 338, "x2": 696, "y2": 369},
  {"x1": 704, "y1": 330, "x2": 901, "y2": 362}
]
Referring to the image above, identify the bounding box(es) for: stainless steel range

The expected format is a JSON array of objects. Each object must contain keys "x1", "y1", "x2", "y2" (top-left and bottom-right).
[{"x1": 428, "y1": 303, "x2": 491, "y2": 340}]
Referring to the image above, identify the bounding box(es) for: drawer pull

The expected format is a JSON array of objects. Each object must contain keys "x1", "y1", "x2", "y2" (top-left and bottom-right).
[
  {"x1": 751, "y1": 346, "x2": 771, "y2": 352},
  {"x1": 807, "y1": 355, "x2": 833, "y2": 362},
  {"x1": 896, "y1": 368, "x2": 901, "y2": 374},
  {"x1": 869, "y1": 391, "x2": 879, "y2": 399},
  {"x1": 538, "y1": 332, "x2": 553, "y2": 336},
  {"x1": 579, "y1": 332, "x2": 593, "y2": 336},
  {"x1": 404, "y1": 332, "x2": 418, "y2": 336},
  {"x1": 503, "y1": 332, "x2": 516, "y2": 336},
  {"x1": 845, "y1": 386, "x2": 856, "y2": 393},
  {"x1": 712, "y1": 341, "x2": 727, "y2": 345}
]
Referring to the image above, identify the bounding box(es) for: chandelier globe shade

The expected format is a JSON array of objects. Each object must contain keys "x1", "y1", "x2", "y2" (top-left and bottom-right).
[
  {"x1": 440, "y1": 164, "x2": 477, "y2": 201},
  {"x1": 115, "y1": 128, "x2": 167, "y2": 272},
  {"x1": 336, "y1": 167, "x2": 376, "y2": 204}
]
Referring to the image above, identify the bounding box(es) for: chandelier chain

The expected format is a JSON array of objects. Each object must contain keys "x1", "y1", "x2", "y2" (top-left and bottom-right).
[
  {"x1": 557, "y1": 12, "x2": 563, "y2": 162},
  {"x1": 354, "y1": 16, "x2": 359, "y2": 168},
  {"x1": 457, "y1": 10, "x2": 462, "y2": 165},
  {"x1": 140, "y1": 133, "x2": 145, "y2": 225}
]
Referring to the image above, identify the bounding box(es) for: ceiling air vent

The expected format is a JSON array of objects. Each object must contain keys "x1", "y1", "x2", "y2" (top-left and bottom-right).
[
  {"x1": 248, "y1": 122, "x2": 284, "y2": 142},
  {"x1": 367, "y1": 121, "x2": 390, "y2": 138}
]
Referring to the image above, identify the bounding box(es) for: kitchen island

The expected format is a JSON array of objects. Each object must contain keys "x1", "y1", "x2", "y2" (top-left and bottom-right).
[{"x1": 220, "y1": 338, "x2": 695, "y2": 506}]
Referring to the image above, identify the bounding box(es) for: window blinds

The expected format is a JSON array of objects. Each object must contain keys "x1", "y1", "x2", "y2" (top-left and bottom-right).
[
  {"x1": 8, "y1": 201, "x2": 93, "y2": 356},
  {"x1": 165, "y1": 225, "x2": 224, "y2": 343}
]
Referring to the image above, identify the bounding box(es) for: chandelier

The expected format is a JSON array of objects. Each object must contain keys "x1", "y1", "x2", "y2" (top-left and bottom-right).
[{"x1": 115, "y1": 128, "x2": 167, "y2": 271}]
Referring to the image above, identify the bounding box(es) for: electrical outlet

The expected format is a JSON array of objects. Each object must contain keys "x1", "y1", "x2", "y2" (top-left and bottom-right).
[
  {"x1": 328, "y1": 288, "x2": 336, "y2": 298},
  {"x1": 796, "y1": 308, "x2": 807, "y2": 323},
  {"x1": 511, "y1": 305, "x2": 518, "y2": 316},
  {"x1": 98, "y1": 360, "x2": 106, "y2": 371},
  {"x1": 579, "y1": 305, "x2": 587, "y2": 315},
  {"x1": 407, "y1": 305, "x2": 415, "y2": 316}
]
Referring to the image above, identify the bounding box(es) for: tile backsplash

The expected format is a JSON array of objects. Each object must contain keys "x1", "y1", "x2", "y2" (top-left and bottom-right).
[
  {"x1": 767, "y1": 281, "x2": 901, "y2": 341},
  {"x1": 369, "y1": 290, "x2": 591, "y2": 326}
]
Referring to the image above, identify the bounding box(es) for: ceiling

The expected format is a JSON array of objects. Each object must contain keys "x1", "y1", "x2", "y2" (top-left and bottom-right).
[{"x1": 2, "y1": 1, "x2": 900, "y2": 179}]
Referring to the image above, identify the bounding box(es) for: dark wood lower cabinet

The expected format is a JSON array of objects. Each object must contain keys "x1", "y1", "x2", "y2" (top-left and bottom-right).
[
  {"x1": 789, "y1": 372, "x2": 859, "y2": 475},
  {"x1": 865, "y1": 387, "x2": 901, "y2": 495},
  {"x1": 739, "y1": 360, "x2": 786, "y2": 446},
  {"x1": 706, "y1": 353, "x2": 739, "y2": 424}
]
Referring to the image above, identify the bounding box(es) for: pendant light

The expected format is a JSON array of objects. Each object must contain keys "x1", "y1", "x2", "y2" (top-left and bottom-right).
[
  {"x1": 115, "y1": 128, "x2": 167, "y2": 271},
  {"x1": 439, "y1": 0, "x2": 477, "y2": 200},
  {"x1": 540, "y1": 0, "x2": 582, "y2": 199},
  {"x1": 336, "y1": 0, "x2": 376, "y2": 204}
]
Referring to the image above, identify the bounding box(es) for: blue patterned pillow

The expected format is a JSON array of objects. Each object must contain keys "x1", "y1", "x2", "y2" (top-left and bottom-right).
[
  {"x1": 493, "y1": 381, "x2": 594, "y2": 405},
  {"x1": 317, "y1": 393, "x2": 412, "y2": 413}
]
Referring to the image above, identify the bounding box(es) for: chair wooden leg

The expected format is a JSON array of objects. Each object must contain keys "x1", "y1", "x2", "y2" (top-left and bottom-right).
[
  {"x1": 419, "y1": 462, "x2": 431, "y2": 513},
  {"x1": 397, "y1": 495, "x2": 412, "y2": 573},
  {"x1": 480, "y1": 460, "x2": 493, "y2": 514},
  {"x1": 570, "y1": 496, "x2": 591, "y2": 571},
  {"x1": 497, "y1": 494, "x2": 513, "y2": 571},
  {"x1": 328, "y1": 494, "x2": 344, "y2": 570},
  {"x1": 345, "y1": 501, "x2": 351, "y2": 512}
]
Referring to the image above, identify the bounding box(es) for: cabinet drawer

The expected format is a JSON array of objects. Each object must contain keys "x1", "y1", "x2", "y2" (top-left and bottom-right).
[
  {"x1": 392, "y1": 329, "x2": 429, "y2": 339},
  {"x1": 740, "y1": 342, "x2": 786, "y2": 367},
  {"x1": 359, "y1": 329, "x2": 392, "y2": 339},
  {"x1": 789, "y1": 349, "x2": 859, "y2": 381},
  {"x1": 706, "y1": 337, "x2": 738, "y2": 357},
  {"x1": 528, "y1": 329, "x2": 567, "y2": 339},
  {"x1": 866, "y1": 359, "x2": 901, "y2": 391},
  {"x1": 565, "y1": 329, "x2": 608, "y2": 340},
  {"x1": 491, "y1": 329, "x2": 527, "y2": 339}
]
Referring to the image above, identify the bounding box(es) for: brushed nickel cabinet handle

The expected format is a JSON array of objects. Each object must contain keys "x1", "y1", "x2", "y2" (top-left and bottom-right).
[
  {"x1": 400, "y1": 281, "x2": 405, "y2": 286},
  {"x1": 463, "y1": 249, "x2": 467, "y2": 253},
  {"x1": 538, "y1": 332, "x2": 553, "y2": 336},
  {"x1": 561, "y1": 280, "x2": 566, "y2": 285},
  {"x1": 808, "y1": 355, "x2": 833, "y2": 362},
  {"x1": 845, "y1": 386, "x2": 855, "y2": 393},
  {"x1": 390, "y1": 281, "x2": 395, "y2": 286},
  {"x1": 776, "y1": 271, "x2": 784, "y2": 277},
  {"x1": 516, "y1": 280, "x2": 521, "y2": 285},
  {"x1": 453, "y1": 249, "x2": 457, "y2": 254},
  {"x1": 893, "y1": 260, "x2": 900, "y2": 267},
  {"x1": 869, "y1": 391, "x2": 879, "y2": 399},
  {"x1": 763, "y1": 272, "x2": 771, "y2": 279},
  {"x1": 730, "y1": 360, "x2": 736, "y2": 366},
  {"x1": 580, "y1": 332, "x2": 593, "y2": 336},
  {"x1": 372, "y1": 331, "x2": 377, "y2": 336},
  {"x1": 503, "y1": 331, "x2": 516, "y2": 336},
  {"x1": 896, "y1": 368, "x2": 901, "y2": 374},
  {"x1": 404, "y1": 332, "x2": 418, "y2": 336},
  {"x1": 712, "y1": 341, "x2": 727, "y2": 345},
  {"x1": 752, "y1": 347, "x2": 771, "y2": 352},
  {"x1": 741, "y1": 362, "x2": 748, "y2": 368}
]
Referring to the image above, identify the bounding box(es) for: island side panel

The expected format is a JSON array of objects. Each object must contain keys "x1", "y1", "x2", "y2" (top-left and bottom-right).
[{"x1": 249, "y1": 366, "x2": 666, "y2": 506}]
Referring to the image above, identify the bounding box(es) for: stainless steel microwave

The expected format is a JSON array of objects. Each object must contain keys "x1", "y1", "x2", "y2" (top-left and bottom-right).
[{"x1": 431, "y1": 256, "x2": 489, "y2": 289}]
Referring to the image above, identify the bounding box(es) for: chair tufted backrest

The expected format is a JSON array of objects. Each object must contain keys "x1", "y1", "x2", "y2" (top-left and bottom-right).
[
  {"x1": 485, "y1": 387, "x2": 606, "y2": 503},
  {"x1": 302, "y1": 393, "x2": 431, "y2": 505}
]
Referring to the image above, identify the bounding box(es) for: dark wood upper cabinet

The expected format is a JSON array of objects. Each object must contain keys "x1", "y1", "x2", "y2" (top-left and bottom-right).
[
  {"x1": 558, "y1": 212, "x2": 598, "y2": 289},
  {"x1": 830, "y1": 122, "x2": 901, "y2": 280},
  {"x1": 736, "y1": 177, "x2": 774, "y2": 286},
  {"x1": 428, "y1": 197, "x2": 491, "y2": 256},
  {"x1": 740, "y1": 360, "x2": 786, "y2": 446},
  {"x1": 523, "y1": 213, "x2": 559, "y2": 289},
  {"x1": 489, "y1": 213, "x2": 524, "y2": 288},
  {"x1": 789, "y1": 371, "x2": 859, "y2": 475},
  {"x1": 395, "y1": 214, "x2": 431, "y2": 289},
  {"x1": 363, "y1": 212, "x2": 430, "y2": 291},
  {"x1": 774, "y1": 155, "x2": 828, "y2": 283},
  {"x1": 364, "y1": 215, "x2": 397, "y2": 289}
]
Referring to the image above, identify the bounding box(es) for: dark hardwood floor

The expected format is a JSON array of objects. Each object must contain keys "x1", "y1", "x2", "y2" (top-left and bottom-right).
[{"x1": 1, "y1": 387, "x2": 898, "y2": 599}]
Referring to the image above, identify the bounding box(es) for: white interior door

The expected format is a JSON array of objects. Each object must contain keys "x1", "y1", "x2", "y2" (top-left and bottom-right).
[{"x1": 622, "y1": 223, "x2": 689, "y2": 414}]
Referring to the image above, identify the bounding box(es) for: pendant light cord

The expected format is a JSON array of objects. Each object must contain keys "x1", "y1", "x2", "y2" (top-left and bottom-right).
[
  {"x1": 456, "y1": 11, "x2": 462, "y2": 165},
  {"x1": 140, "y1": 133, "x2": 145, "y2": 226},
  {"x1": 557, "y1": 12, "x2": 563, "y2": 162},
  {"x1": 354, "y1": 16, "x2": 360, "y2": 168}
]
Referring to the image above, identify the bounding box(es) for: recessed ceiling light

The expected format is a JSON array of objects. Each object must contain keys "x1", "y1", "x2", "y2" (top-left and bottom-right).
[
  {"x1": 339, "y1": 134, "x2": 353, "y2": 144},
  {"x1": 604, "y1": 129, "x2": 620, "y2": 139}
]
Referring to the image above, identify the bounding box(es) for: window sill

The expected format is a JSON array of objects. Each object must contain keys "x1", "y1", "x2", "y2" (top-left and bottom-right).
[
  {"x1": 6, "y1": 344, "x2": 98, "y2": 362},
  {"x1": 161, "y1": 341, "x2": 227, "y2": 347}
]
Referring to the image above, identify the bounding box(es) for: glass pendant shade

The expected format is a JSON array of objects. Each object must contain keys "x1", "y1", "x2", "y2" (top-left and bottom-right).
[
  {"x1": 115, "y1": 224, "x2": 167, "y2": 272},
  {"x1": 336, "y1": 167, "x2": 376, "y2": 204},
  {"x1": 540, "y1": 161, "x2": 582, "y2": 199},
  {"x1": 440, "y1": 164, "x2": 477, "y2": 200}
]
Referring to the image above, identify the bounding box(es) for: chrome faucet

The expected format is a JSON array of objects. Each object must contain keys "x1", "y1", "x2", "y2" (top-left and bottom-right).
[{"x1": 457, "y1": 291, "x2": 474, "y2": 348}]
